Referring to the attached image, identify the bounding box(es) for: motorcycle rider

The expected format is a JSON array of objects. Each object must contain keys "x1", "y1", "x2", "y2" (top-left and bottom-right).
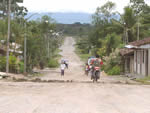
[{"x1": 90, "y1": 55, "x2": 103, "y2": 80}]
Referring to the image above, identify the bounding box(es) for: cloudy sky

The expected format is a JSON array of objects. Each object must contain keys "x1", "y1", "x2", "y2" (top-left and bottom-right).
[{"x1": 21, "y1": 0, "x2": 150, "y2": 13}]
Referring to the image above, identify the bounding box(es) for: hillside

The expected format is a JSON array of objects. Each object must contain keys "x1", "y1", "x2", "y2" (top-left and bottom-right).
[{"x1": 26, "y1": 12, "x2": 92, "y2": 24}]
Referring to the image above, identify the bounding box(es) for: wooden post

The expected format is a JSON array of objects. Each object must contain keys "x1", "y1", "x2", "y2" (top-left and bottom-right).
[{"x1": 6, "y1": 0, "x2": 11, "y2": 73}]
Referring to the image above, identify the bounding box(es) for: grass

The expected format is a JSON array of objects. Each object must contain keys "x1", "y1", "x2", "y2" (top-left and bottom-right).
[
  {"x1": 53, "y1": 48, "x2": 62, "y2": 58},
  {"x1": 31, "y1": 72, "x2": 43, "y2": 77},
  {"x1": 78, "y1": 54, "x2": 90, "y2": 62},
  {"x1": 75, "y1": 46, "x2": 90, "y2": 62},
  {"x1": 135, "y1": 76, "x2": 150, "y2": 85}
]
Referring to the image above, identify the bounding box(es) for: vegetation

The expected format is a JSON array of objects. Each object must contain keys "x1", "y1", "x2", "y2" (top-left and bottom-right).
[
  {"x1": 0, "y1": 1, "x2": 64, "y2": 73},
  {"x1": 135, "y1": 76, "x2": 150, "y2": 85},
  {"x1": 56, "y1": 22, "x2": 92, "y2": 36},
  {"x1": 0, "y1": 55, "x2": 24, "y2": 73},
  {"x1": 76, "y1": 0, "x2": 150, "y2": 75},
  {"x1": 48, "y1": 59, "x2": 59, "y2": 68},
  {"x1": 0, "y1": 0, "x2": 150, "y2": 76}
]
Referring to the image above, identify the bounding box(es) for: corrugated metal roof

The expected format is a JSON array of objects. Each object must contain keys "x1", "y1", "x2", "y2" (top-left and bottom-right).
[
  {"x1": 120, "y1": 37, "x2": 150, "y2": 56},
  {"x1": 129, "y1": 37, "x2": 150, "y2": 46}
]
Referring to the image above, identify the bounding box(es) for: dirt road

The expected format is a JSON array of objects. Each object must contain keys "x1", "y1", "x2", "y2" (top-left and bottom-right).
[{"x1": 0, "y1": 37, "x2": 150, "y2": 113}]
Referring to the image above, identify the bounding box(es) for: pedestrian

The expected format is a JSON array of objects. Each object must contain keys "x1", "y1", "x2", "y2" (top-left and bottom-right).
[
  {"x1": 64, "y1": 59, "x2": 69, "y2": 69},
  {"x1": 85, "y1": 63, "x2": 89, "y2": 75},
  {"x1": 60, "y1": 62, "x2": 66, "y2": 76}
]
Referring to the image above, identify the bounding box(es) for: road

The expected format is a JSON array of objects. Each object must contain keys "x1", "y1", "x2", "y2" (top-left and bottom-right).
[{"x1": 0, "y1": 37, "x2": 150, "y2": 113}]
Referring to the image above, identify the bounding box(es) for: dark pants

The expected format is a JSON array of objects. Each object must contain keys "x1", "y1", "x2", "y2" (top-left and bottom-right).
[
  {"x1": 65, "y1": 63, "x2": 68, "y2": 69},
  {"x1": 61, "y1": 70, "x2": 64, "y2": 76}
]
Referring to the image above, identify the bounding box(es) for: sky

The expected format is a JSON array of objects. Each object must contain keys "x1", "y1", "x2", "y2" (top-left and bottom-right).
[{"x1": 21, "y1": 0, "x2": 150, "y2": 14}]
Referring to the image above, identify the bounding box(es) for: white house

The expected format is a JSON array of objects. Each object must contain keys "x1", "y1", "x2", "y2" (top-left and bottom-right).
[{"x1": 120, "y1": 37, "x2": 150, "y2": 77}]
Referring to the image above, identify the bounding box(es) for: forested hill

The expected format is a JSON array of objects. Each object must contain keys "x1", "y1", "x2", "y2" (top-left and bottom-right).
[{"x1": 26, "y1": 12, "x2": 92, "y2": 24}]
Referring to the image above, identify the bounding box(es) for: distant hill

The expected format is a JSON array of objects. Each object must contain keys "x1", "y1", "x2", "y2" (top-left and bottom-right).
[{"x1": 26, "y1": 12, "x2": 92, "y2": 24}]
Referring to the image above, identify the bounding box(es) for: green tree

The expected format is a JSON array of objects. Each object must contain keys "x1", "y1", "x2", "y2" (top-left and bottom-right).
[
  {"x1": 112, "y1": 6, "x2": 136, "y2": 43},
  {"x1": 130, "y1": 0, "x2": 150, "y2": 39},
  {"x1": 130, "y1": 0, "x2": 146, "y2": 15}
]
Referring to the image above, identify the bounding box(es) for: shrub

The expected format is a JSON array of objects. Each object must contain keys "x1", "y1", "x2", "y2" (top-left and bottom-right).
[
  {"x1": 79, "y1": 54, "x2": 91, "y2": 62},
  {"x1": 0, "y1": 55, "x2": 24, "y2": 73},
  {"x1": 48, "y1": 59, "x2": 59, "y2": 68},
  {"x1": 103, "y1": 48, "x2": 122, "y2": 75},
  {"x1": 108, "y1": 66, "x2": 121, "y2": 75},
  {"x1": 9, "y1": 55, "x2": 17, "y2": 73},
  {"x1": 18, "y1": 61, "x2": 24, "y2": 73},
  {"x1": 0, "y1": 56, "x2": 6, "y2": 71}
]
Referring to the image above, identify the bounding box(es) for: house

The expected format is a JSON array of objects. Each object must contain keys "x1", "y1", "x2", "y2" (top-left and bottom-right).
[
  {"x1": 0, "y1": 42, "x2": 23, "y2": 60},
  {"x1": 120, "y1": 37, "x2": 150, "y2": 77},
  {"x1": 0, "y1": 44, "x2": 6, "y2": 56}
]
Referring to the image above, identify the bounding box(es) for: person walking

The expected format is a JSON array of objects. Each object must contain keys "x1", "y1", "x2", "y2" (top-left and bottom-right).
[
  {"x1": 64, "y1": 59, "x2": 69, "y2": 69},
  {"x1": 60, "y1": 62, "x2": 66, "y2": 76}
]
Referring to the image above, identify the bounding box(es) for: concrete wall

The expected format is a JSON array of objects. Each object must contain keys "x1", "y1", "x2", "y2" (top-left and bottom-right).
[
  {"x1": 137, "y1": 51, "x2": 141, "y2": 75},
  {"x1": 134, "y1": 50, "x2": 147, "y2": 76},
  {"x1": 134, "y1": 51, "x2": 137, "y2": 73},
  {"x1": 141, "y1": 50, "x2": 145, "y2": 75},
  {"x1": 130, "y1": 56, "x2": 134, "y2": 73},
  {"x1": 148, "y1": 49, "x2": 150, "y2": 76},
  {"x1": 129, "y1": 49, "x2": 149, "y2": 76}
]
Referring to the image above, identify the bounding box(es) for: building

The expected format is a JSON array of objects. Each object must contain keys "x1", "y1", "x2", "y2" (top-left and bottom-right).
[
  {"x1": 120, "y1": 37, "x2": 150, "y2": 77},
  {"x1": 0, "y1": 44, "x2": 6, "y2": 56},
  {"x1": 0, "y1": 42, "x2": 23, "y2": 60}
]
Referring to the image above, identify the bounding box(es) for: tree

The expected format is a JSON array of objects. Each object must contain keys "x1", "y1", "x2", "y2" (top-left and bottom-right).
[
  {"x1": 112, "y1": 6, "x2": 136, "y2": 43},
  {"x1": 92, "y1": 1, "x2": 116, "y2": 25},
  {"x1": 24, "y1": 15, "x2": 60, "y2": 72},
  {"x1": 130, "y1": 0, "x2": 146, "y2": 15},
  {"x1": 130, "y1": 0, "x2": 150, "y2": 40},
  {"x1": 0, "y1": 0, "x2": 27, "y2": 18},
  {"x1": 140, "y1": 5, "x2": 150, "y2": 38}
]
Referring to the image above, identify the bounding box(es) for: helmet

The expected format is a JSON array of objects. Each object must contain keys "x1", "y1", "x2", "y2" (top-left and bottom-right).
[{"x1": 96, "y1": 55, "x2": 99, "y2": 58}]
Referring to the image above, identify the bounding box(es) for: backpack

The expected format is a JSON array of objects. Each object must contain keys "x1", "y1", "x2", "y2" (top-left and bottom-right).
[{"x1": 93, "y1": 59, "x2": 100, "y2": 67}]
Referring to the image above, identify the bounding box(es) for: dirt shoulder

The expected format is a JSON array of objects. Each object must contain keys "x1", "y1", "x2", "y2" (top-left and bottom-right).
[{"x1": 0, "y1": 37, "x2": 150, "y2": 113}]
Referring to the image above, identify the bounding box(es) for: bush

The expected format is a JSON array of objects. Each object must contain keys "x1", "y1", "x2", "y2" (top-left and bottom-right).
[
  {"x1": 18, "y1": 61, "x2": 24, "y2": 73},
  {"x1": 0, "y1": 56, "x2": 6, "y2": 71},
  {"x1": 79, "y1": 54, "x2": 91, "y2": 62},
  {"x1": 108, "y1": 66, "x2": 121, "y2": 75},
  {"x1": 0, "y1": 55, "x2": 24, "y2": 73},
  {"x1": 103, "y1": 48, "x2": 122, "y2": 75},
  {"x1": 48, "y1": 59, "x2": 59, "y2": 68},
  {"x1": 9, "y1": 55, "x2": 17, "y2": 73}
]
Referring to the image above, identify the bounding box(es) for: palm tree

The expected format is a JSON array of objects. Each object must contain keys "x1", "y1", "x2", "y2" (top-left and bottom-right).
[
  {"x1": 0, "y1": 0, "x2": 24, "y2": 18},
  {"x1": 111, "y1": 6, "x2": 136, "y2": 44}
]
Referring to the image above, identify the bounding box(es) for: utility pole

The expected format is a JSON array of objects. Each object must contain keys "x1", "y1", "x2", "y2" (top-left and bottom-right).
[
  {"x1": 48, "y1": 34, "x2": 50, "y2": 58},
  {"x1": 45, "y1": 20, "x2": 50, "y2": 59},
  {"x1": 23, "y1": 13, "x2": 38, "y2": 75},
  {"x1": 24, "y1": 23, "x2": 27, "y2": 75},
  {"x1": 137, "y1": 17, "x2": 140, "y2": 40},
  {"x1": 6, "y1": 0, "x2": 11, "y2": 73}
]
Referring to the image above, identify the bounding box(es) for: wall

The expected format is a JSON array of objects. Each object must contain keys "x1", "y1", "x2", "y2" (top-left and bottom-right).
[
  {"x1": 130, "y1": 56, "x2": 134, "y2": 73},
  {"x1": 148, "y1": 49, "x2": 150, "y2": 76},
  {"x1": 134, "y1": 50, "x2": 147, "y2": 76},
  {"x1": 134, "y1": 51, "x2": 137, "y2": 73}
]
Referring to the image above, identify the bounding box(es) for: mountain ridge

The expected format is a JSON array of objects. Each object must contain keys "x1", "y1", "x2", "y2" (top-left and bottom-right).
[{"x1": 26, "y1": 12, "x2": 92, "y2": 24}]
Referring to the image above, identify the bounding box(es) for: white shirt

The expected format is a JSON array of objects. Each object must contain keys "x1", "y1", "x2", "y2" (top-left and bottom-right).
[{"x1": 60, "y1": 64, "x2": 66, "y2": 70}]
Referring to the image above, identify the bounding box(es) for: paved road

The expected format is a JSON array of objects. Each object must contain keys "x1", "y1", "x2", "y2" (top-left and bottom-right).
[{"x1": 0, "y1": 37, "x2": 150, "y2": 113}]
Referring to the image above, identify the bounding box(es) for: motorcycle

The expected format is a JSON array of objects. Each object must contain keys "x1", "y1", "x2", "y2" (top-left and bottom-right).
[
  {"x1": 85, "y1": 68, "x2": 89, "y2": 76},
  {"x1": 92, "y1": 66, "x2": 100, "y2": 82}
]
